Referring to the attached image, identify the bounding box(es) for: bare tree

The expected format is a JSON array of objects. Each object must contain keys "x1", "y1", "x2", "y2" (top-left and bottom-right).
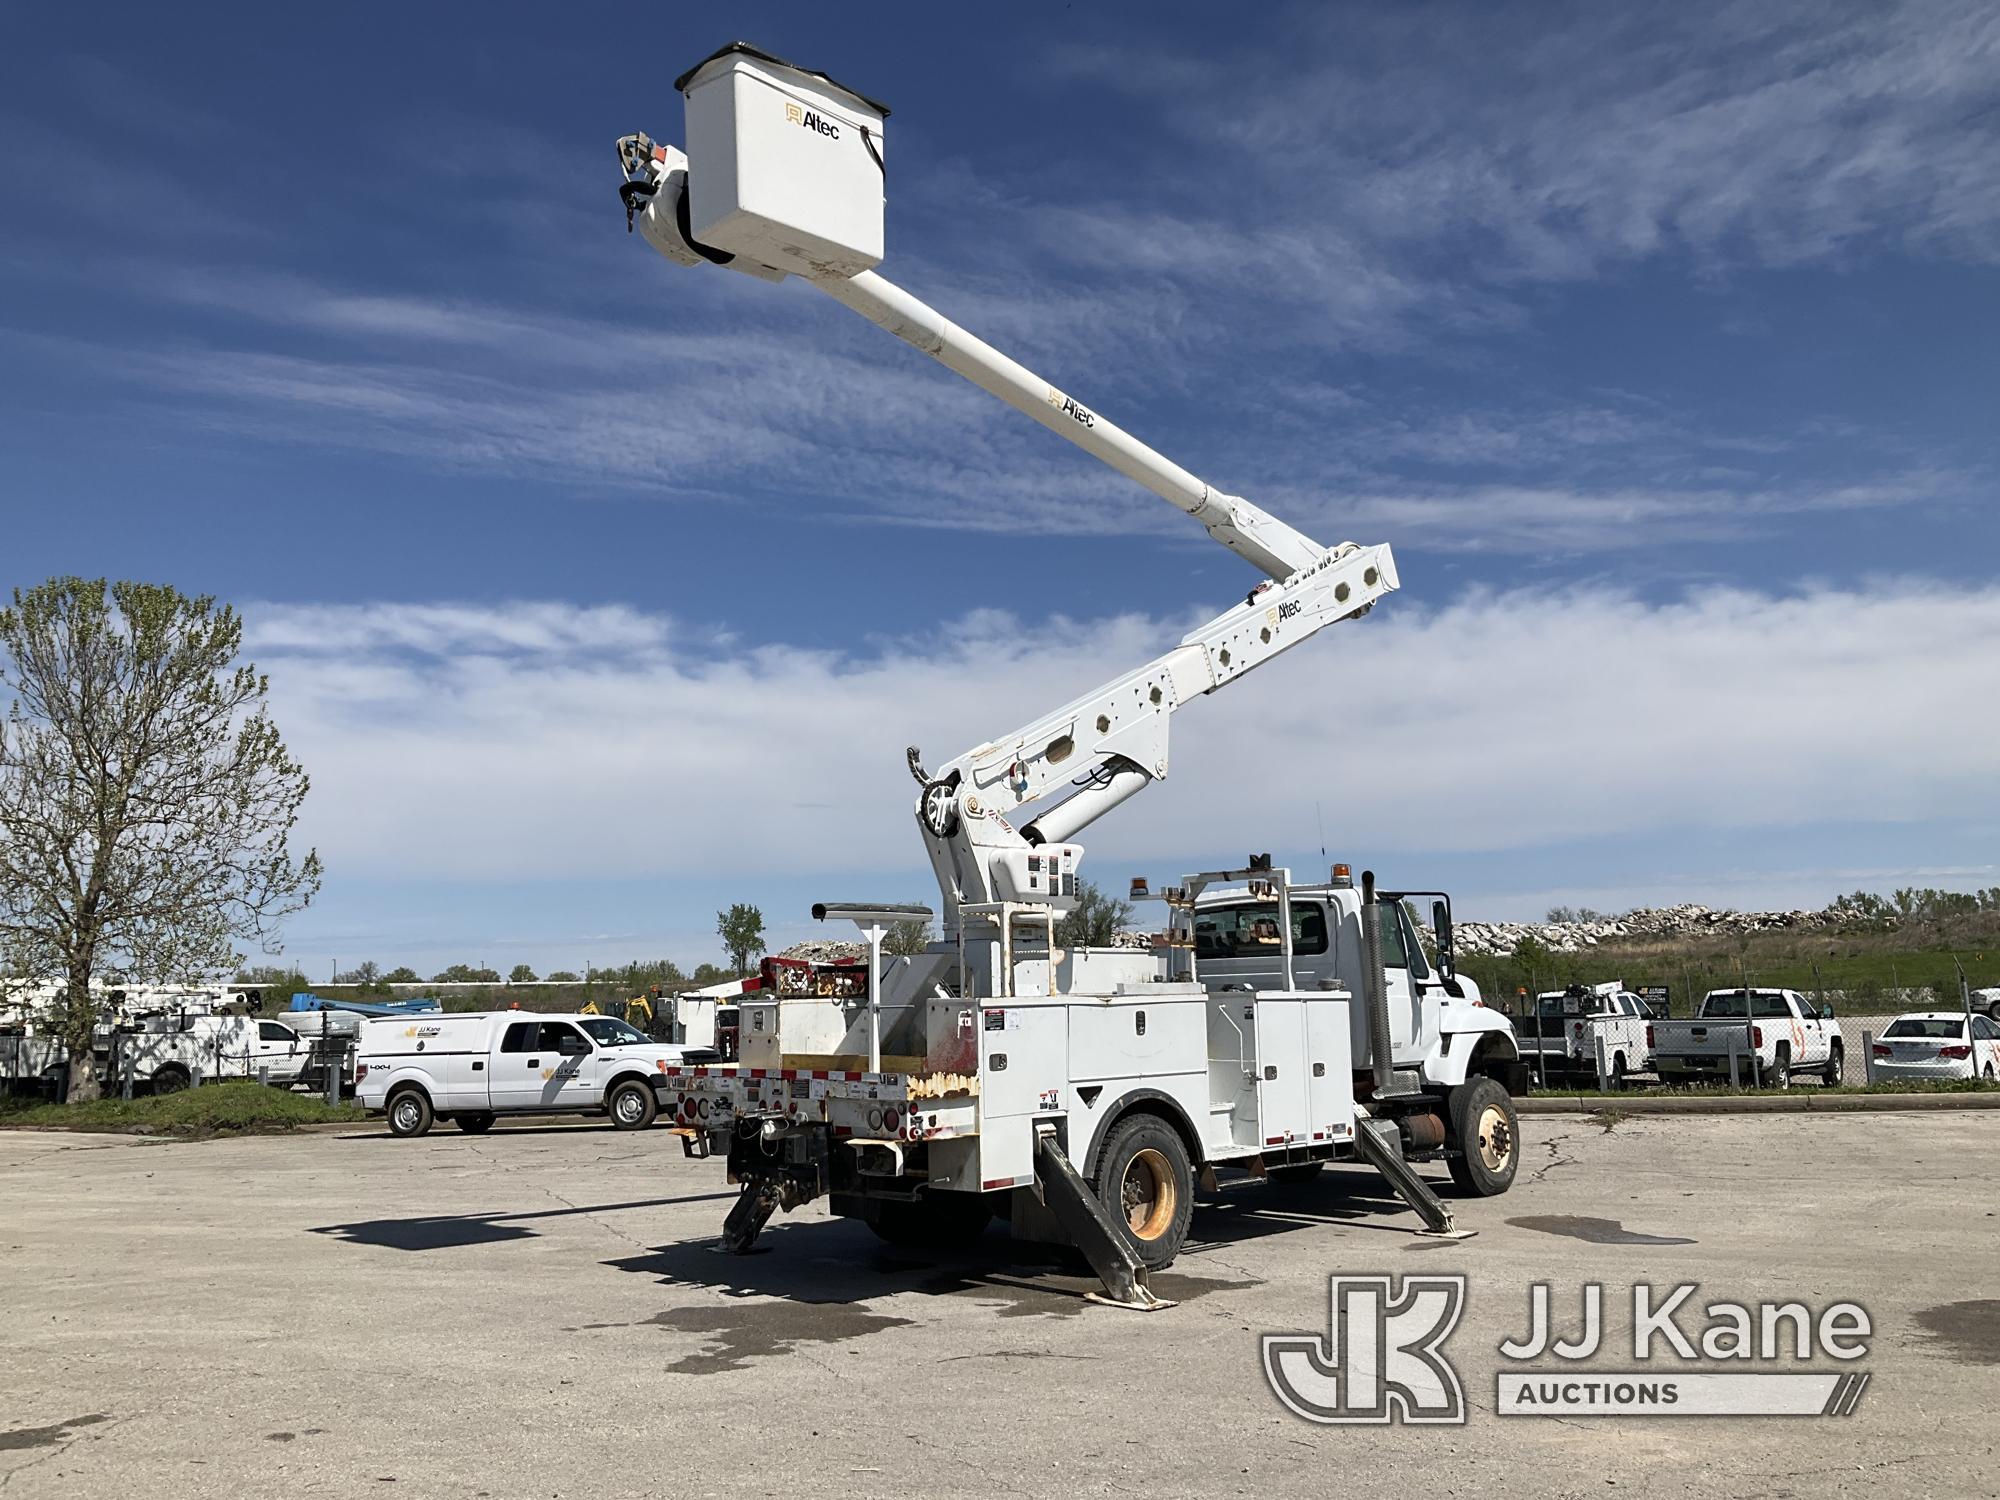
[{"x1": 0, "y1": 580, "x2": 321, "y2": 1100}]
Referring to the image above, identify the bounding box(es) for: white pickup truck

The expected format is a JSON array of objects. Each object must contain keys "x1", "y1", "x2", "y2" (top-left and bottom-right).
[
  {"x1": 356, "y1": 1012, "x2": 714, "y2": 1136},
  {"x1": 1649, "y1": 988, "x2": 1840, "y2": 1088},
  {"x1": 114, "y1": 1015, "x2": 311, "y2": 1094},
  {"x1": 1514, "y1": 982, "x2": 1653, "y2": 1088}
]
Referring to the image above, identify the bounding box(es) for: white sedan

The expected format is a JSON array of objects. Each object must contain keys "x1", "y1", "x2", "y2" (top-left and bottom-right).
[{"x1": 1870, "y1": 1012, "x2": 2000, "y2": 1082}]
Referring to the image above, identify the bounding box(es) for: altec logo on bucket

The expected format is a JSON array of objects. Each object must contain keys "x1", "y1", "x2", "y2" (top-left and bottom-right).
[
  {"x1": 1263, "y1": 1276, "x2": 1874, "y2": 1425},
  {"x1": 783, "y1": 101, "x2": 840, "y2": 139}
]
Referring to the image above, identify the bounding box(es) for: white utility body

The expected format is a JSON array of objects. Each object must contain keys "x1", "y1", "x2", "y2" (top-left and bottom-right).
[
  {"x1": 1513, "y1": 980, "x2": 1655, "y2": 1087},
  {"x1": 618, "y1": 44, "x2": 1524, "y2": 1306}
]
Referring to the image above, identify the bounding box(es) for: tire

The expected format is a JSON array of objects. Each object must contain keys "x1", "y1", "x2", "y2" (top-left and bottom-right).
[
  {"x1": 866, "y1": 1193, "x2": 993, "y2": 1249},
  {"x1": 1610, "y1": 1053, "x2": 1628, "y2": 1091},
  {"x1": 152, "y1": 1066, "x2": 192, "y2": 1096},
  {"x1": 1983, "y1": 1063, "x2": 1995, "y2": 1081},
  {"x1": 607, "y1": 1079, "x2": 658, "y2": 1131},
  {"x1": 1763, "y1": 1048, "x2": 1790, "y2": 1090},
  {"x1": 1445, "y1": 1076, "x2": 1519, "y2": 1197},
  {"x1": 1091, "y1": 1114, "x2": 1195, "y2": 1270},
  {"x1": 1267, "y1": 1161, "x2": 1326, "y2": 1186},
  {"x1": 387, "y1": 1087, "x2": 434, "y2": 1138},
  {"x1": 1822, "y1": 1044, "x2": 1843, "y2": 1087},
  {"x1": 454, "y1": 1112, "x2": 496, "y2": 1134}
]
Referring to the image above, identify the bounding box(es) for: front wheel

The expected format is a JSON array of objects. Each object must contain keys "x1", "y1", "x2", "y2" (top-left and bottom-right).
[
  {"x1": 1445, "y1": 1077, "x2": 1519, "y2": 1197},
  {"x1": 1092, "y1": 1115, "x2": 1195, "y2": 1270},
  {"x1": 607, "y1": 1079, "x2": 658, "y2": 1130},
  {"x1": 152, "y1": 1066, "x2": 191, "y2": 1096},
  {"x1": 1822, "y1": 1044, "x2": 1843, "y2": 1087}
]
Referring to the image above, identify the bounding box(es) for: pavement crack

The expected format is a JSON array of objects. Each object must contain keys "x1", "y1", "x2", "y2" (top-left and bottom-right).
[{"x1": 1529, "y1": 1132, "x2": 1579, "y2": 1184}]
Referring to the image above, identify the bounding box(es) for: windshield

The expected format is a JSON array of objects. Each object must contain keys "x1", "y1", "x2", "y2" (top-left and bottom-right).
[
  {"x1": 1883, "y1": 1018, "x2": 1967, "y2": 1040},
  {"x1": 579, "y1": 1017, "x2": 649, "y2": 1046},
  {"x1": 1193, "y1": 902, "x2": 1328, "y2": 961}
]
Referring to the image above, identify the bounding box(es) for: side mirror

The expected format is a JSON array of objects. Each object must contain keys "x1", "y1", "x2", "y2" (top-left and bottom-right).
[
  {"x1": 1431, "y1": 899, "x2": 1455, "y2": 976},
  {"x1": 1820, "y1": 1004, "x2": 1835, "y2": 1019},
  {"x1": 559, "y1": 1035, "x2": 590, "y2": 1056}
]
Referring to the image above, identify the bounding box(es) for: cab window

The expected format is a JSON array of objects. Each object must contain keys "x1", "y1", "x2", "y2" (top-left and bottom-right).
[
  {"x1": 1193, "y1": 902, "x2": 1329, "y2": 961},
  {"x1": 501, "y1": 1021, "x2": 539, "y2": 1052},
  {"x1": 1752, "y1": 994, "x2": 1792, "y2": 1019},
  {"x1": 257, "y1": 1021, "x2": 297, "y2": 1043},
  {"x1": 1384, "y1": 902, "x2": 1429, "y2": 981},
  {"x1": 538, "y1": 1022, "x2": 590, "y2": 1055}
]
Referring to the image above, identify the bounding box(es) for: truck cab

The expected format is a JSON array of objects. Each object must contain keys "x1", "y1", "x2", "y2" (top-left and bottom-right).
[{"x1": 1187, "y1": 872, "x2": 1520, "y2": 1099}]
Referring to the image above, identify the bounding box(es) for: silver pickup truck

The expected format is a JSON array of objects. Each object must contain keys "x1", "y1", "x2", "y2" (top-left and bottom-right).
[{"x1": 1650, "y1": 988, "x2": 1840, "y2": 1088}]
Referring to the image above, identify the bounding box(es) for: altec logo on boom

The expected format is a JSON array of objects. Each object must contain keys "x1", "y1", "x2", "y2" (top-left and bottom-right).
[
  {"x1": 1264, "y1": 1276, "x2": 1874, "y2": 1424},
  {"x1": 1045, "y1": 386, "x2": 1098, "y2": 430},
  {"x1": 783, "y1": 101, "x2": 840, "y2": 139}
]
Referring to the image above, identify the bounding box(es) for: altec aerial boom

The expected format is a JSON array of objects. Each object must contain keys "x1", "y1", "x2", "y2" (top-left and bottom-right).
[{"x1": 617, "y1": 43, "x2": 1520, "y2": 1305}]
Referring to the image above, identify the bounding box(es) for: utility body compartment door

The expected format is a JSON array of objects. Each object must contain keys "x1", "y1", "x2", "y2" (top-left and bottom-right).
[{"x1": 1252, "y1": 997, "x2": 1312, "y2": 1149}]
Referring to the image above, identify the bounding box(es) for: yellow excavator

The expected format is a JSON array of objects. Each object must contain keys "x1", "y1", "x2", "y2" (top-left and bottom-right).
[{"x1": 581, "y1": 986, "x2": 668, "y2": 1037}]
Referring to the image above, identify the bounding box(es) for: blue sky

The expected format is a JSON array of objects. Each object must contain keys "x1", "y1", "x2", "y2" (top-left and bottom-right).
[{"x1": 3, "y1": 1, "x2": 1997, "y2": 979}]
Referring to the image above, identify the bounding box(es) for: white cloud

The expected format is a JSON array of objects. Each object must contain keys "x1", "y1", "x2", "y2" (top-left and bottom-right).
[{"x1": 250, "y1": 579, "x2": 2000, "y2": 893}]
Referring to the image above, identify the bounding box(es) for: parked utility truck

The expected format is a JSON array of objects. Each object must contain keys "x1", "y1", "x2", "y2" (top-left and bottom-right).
[
  {"x1": 1513, "y1": 981, "x2": 1654, "y2": 1087},
  {"x1": 618, "y1": 42, "x2": 1525, "y2": 1307}
]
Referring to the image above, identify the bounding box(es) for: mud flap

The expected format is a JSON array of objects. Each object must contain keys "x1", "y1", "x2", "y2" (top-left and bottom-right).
[
  {"x1": 1354, "y1": 1116, "x2": 1474, "y2": 1240},
  {"x1": 1031, "y1": 1129, "x2": 1173, "y2": 1311}
]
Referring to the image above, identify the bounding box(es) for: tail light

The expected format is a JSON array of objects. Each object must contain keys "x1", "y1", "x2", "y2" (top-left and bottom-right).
[
  {"x1": 1572, "y1": 1022, "x2": 1584, "y2": 1037},
  {"x1": 1646, "y1": 1025, "x2": 1655, "y2": 1047},
  {"x1": 1751, "y1": 1026, "x2": 1763, "y2": 1048},
  {"x1": 1872, "y1": 1043, "x2": 1891, "y2": 1058},
  {"x1": 354, "y1": 1063, "x2": 369, "y2": 1082},
  {"x1": 883, "y1": 1107, "x2": 901, "y2": 1134},
  {"x1": 1940, "y1": 1044, "x2": 1971, "y2": 1060}
]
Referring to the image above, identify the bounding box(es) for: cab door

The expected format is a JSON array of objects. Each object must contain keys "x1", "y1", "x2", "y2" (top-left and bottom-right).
[{"x1": 489, "y1": 1020, "x2": 591, "y2": 1109}]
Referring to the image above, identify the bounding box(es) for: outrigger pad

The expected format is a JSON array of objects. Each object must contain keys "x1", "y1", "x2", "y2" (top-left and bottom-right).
[
  {"x1": 1032, "y1": 1132, "x2": 1173, "y2": 1312},
  {"x1": 719, "y1": 1180, "x2": 782, "y2": 1255}
]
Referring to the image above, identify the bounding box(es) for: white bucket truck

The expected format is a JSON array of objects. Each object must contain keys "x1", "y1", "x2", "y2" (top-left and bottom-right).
[{"x1": 617, "y1": 44, "x2": 1525, "y2": 1307}]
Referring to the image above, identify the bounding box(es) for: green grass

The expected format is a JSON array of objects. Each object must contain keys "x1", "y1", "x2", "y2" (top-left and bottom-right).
[{"x1": 0, "y1": 1080, "x2": 365, "y2": 1136}]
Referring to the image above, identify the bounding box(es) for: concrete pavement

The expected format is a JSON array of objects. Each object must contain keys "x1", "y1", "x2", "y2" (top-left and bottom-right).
[{"x1": 2, "y1": 1112, "x2": 1997, "y2": 1498}]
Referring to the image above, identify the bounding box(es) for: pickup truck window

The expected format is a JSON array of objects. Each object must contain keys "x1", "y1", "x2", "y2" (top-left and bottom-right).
[
  {"x1": 580, "y1": 1017, "x2": 649, "y2": 1047},
  {"x1": 539, "y1": 1022, "x2": 590, "y2": 1055},
  {"x1": 1702, "y1": 992, "x2": 1794, "y2": 1019},
  {"x1": 1975, "y1": 1016, "x2": 1999, "y2": 1042},
  {"x1": 1194, "y1": 902, "x2": 1329, "y2": 960},
  {"x1": 257, "y1": 1022, "x2": 297, "y2": 1043},
  {"x1": 501, "y1": 1022, "x2": 539, "y2": 1052}
]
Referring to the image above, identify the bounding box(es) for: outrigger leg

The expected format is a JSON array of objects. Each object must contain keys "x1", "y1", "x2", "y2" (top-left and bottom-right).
[
  {"x1": 1353, "y1": 1115, "x2": 1476, "y2": 1240},
  {"x1": 1032, "y1": 1128, "x2": 1174, "y2": 1311}
]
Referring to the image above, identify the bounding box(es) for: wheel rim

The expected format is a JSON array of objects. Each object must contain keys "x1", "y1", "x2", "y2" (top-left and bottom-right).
[
  {"x1": 393, "y1": 1098, "x2": 419, "y2": 1132},
  {"x1": 1475, "y1": 1103, "x2": 1514, "y2": 1173},
  {"x1": 1121, "y1": 1148, "x2": 1176, "y2": 1240},
  {"x1": 615, "y1": 1089, "x2": 645, "y2": 1124}
]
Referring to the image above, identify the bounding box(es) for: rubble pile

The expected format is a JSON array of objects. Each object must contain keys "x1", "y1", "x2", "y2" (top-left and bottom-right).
[{"x1": 1455, "y1": 900, "x2": 1881, "y2": 959}]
